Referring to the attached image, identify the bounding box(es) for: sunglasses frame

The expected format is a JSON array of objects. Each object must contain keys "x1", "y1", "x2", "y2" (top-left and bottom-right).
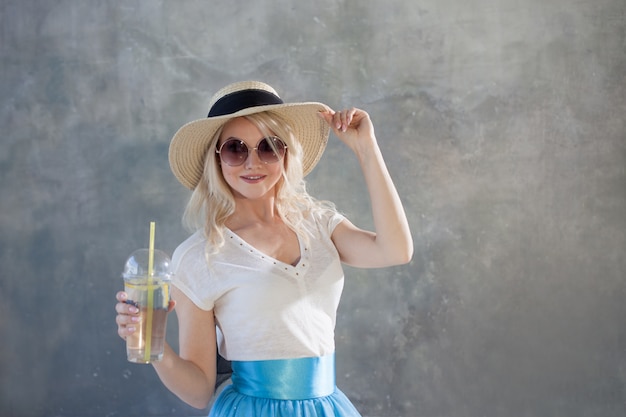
[{"x1": 216, "y1": 136, "x2": 288, "y2": 167}]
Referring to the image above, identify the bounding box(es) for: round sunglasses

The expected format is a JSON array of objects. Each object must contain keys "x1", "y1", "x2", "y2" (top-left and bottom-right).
[{"x1": 216, "y1": 136, "x2": 288, "y2": 167}]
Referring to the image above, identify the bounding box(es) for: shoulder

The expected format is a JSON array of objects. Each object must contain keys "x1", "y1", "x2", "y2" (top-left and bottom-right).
[
  {"x1": 309, "y1": 207, "x2": 346, "y2": 236},
  {"x1": 172, "y1": 229, "x2": 207, "y2": 271},
  {"x1": 171, "y1": 229, "x2": 216, "y2": 311}
]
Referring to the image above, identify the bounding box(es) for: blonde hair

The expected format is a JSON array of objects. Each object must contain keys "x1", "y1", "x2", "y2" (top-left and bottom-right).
[{"x1": 182, "y1": 111, "x2": 336, "y2": 253}]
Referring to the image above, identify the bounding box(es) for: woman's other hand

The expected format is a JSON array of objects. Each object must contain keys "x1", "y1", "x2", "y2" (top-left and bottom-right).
[{"x1": 115, "y1": 291, "x2": 175, "y2": 340}]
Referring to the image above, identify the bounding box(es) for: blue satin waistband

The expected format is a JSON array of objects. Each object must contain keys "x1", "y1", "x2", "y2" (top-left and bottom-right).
[{"x1": 230, "y1": 354, "x2": 336, "y2": 400}]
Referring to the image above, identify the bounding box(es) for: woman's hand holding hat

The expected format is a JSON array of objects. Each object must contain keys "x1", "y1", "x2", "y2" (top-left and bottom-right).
[{"x1": 319, "y1": 107, "x2": 377, "y2": 156}]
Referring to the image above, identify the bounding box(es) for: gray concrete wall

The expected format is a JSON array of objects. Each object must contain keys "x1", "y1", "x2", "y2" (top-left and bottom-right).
[{"x1": 1, "y1": 1, "x2": 625, "y2": 416}]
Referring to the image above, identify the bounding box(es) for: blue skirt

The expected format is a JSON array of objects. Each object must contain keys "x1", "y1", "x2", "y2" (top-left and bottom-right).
[{"x1": 209, "y1": 354, "x2": 361, "y2": 417}]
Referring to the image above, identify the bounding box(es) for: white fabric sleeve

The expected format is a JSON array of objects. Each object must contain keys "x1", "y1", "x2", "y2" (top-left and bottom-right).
[
  {"x1": 327, "y1": 210, "x2": 345, "y2": 235},
  {"x1": 170, "y1": 232, "x2": 215, "y2": 311}
]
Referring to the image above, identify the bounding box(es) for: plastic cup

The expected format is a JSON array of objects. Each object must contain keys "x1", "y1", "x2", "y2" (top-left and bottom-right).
[{"x1": 122, "y1": 248, "x2": 172, "y2": 363}]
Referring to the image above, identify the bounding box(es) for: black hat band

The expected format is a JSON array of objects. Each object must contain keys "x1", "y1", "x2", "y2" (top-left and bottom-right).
[{"x1": 208, "y1": 89, "x2": 284, "y2": 117}]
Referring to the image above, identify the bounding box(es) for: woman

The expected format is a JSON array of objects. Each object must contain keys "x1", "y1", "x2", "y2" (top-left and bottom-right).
[{"x1": 115, "y1": 81, "x2": 413, "y2": 416}]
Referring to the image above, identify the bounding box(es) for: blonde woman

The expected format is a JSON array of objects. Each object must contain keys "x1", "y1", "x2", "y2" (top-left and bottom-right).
[{"x1": 115, "y1": 81, "x2": 413, "y2": 416}]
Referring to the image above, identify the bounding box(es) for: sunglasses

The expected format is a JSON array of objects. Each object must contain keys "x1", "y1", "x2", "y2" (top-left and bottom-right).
[{"x1": 216, "y1": 136, "x2": 288, "y2": 167}]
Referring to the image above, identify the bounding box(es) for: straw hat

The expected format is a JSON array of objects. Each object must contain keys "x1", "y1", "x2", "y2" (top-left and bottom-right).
[{"x1": 168, "y1": 81, "x2": 332, "y2": 189}]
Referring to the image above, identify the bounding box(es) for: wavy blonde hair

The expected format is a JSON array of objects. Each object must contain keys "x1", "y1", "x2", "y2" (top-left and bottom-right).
[{"x1": 182, "y1": 111, "x2": 336, "y2": 254}]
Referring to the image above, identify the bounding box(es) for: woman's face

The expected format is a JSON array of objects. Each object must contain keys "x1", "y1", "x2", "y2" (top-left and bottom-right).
[{"x1": 217, "y1": 117, "x2": 285, "y2": 201}]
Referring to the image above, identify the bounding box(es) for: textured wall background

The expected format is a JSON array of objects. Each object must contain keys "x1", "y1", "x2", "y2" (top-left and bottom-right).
[{"x1": 1, "y1": 1, "x2": 625, "y2": 416}]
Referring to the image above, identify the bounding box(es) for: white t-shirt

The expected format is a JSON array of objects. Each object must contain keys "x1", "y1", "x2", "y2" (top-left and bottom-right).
[{"x1": 171, "y1": 210, "x2": 346, "y2": 361}]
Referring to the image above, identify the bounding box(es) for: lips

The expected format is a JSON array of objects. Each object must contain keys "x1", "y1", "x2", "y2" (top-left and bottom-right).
[{"x1": 241, "y1": 175, "x2": 265, "y2": 182}]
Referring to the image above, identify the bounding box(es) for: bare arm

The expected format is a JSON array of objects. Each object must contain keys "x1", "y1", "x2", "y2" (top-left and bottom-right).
[
  {"x1": 319, "y1": 108, "x2": 413, "y2": 268},
  {"x1": 116, "y1": 288, "x2": 217, "y2": 409}
]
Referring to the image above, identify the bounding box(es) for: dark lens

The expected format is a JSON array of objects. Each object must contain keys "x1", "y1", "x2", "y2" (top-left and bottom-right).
[
  {"x1": 220, "y1": 140, "x2": 248, "y2": 166},
  {"x1": 257, "y1": 137, "x2": 286, "y2": 163}
]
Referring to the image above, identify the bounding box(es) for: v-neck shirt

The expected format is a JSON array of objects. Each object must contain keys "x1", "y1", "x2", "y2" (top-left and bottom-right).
[{"x1": 171, "y1": 209, "x2": 346, "y2": 361}]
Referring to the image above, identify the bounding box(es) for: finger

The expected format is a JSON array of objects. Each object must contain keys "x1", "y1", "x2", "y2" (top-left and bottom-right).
[
  {"x1": 320, "y1": 109, "x2": 355, "y2": 133},
  {"x1": 318, "y1": 110, "x2": 337, "y2": 124},
  {"x1": 320, "y1": 110, "x2": 342, "y2": 132},
  {"x1": 116, "y1": 310, "x2": 141, "y2": 325},
  {"x1": 337, "y1": 109, "x2": 357, "y2": 132},
  {"x1": 118, "y1": 325, "x2": 136, "y2": 340},
  {"x1": 318, "y1": 110, "x2": 333, "y2": 120},
  {"x1": 336, "y1": 110, "x2": 345, "y2": 131},
  {"x1": 344, "y1": 108, "x2": 359, "y2": 128},
  {"x1": 116, "y1": 315, "x2": 140, "y2": 339},
  {"x1": 115, "y1": 301, "x2": 139, "y2": 315},
  {"x1": 116, "y1": 291, "x2": 128, "y2": 302},
  {"x1": 346, "y1": 107, "x2": 357, "y2": 122}
]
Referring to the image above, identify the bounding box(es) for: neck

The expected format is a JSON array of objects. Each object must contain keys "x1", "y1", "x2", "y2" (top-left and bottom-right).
[{"x1": 227, "y1": 195, "x2": 279, "y2": 230}]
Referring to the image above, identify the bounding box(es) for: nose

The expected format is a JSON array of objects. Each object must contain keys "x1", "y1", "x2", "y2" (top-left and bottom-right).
[{"x1": 243, "y1": 146, "x2": 263, "y2": 168}]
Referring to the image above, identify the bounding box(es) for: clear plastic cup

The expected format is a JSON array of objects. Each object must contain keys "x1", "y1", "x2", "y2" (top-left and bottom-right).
[{"x1": 122, "y1": 248, "x2": 172, "y2": 363}]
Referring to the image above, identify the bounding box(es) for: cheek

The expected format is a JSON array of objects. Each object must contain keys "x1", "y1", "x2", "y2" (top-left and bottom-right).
[
  {"x1": 267, "y1": 163, "x2": 286, "y2": 185},
  {"x1": 220, "y1": 165, "x2": 237, "y2": 186}
]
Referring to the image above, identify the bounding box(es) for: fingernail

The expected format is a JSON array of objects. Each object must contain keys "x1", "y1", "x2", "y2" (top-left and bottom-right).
[
  {"x1": 129, "y1": 306, "x2": 139, "y2": 314},
  {"x1": 127, "y1": 326, "x2": 135, "y2": 332},
  {"x1": 131, "y1": 316, "x2": 140, "y2": 323}
]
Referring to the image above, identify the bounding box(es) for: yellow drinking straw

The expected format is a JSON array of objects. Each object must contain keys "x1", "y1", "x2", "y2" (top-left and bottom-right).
[{"x1": 144, "y1": 221, "x2": 156, "y2": 362}]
